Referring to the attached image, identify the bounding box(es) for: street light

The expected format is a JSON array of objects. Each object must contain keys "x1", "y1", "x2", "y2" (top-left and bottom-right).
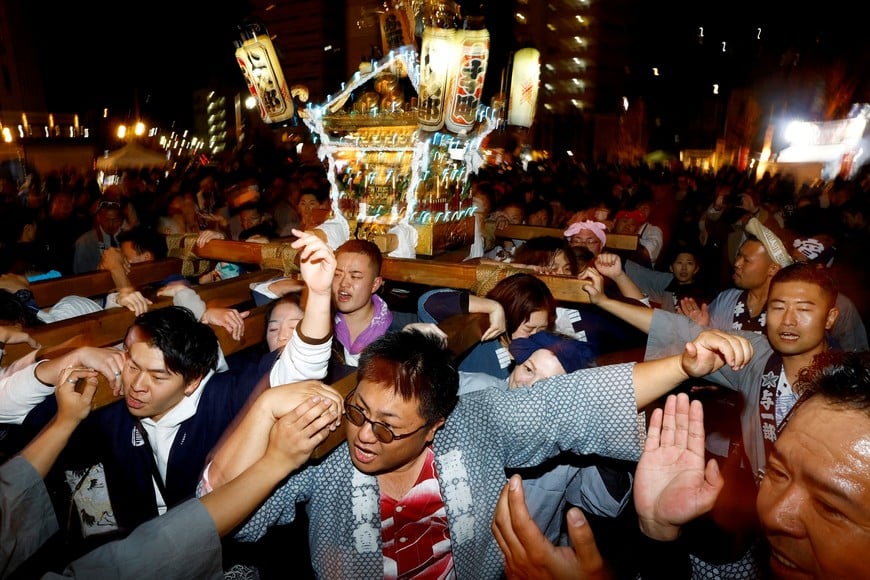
[{"x1": 116, "y1": 121, "x2": 148, "y2": 141}]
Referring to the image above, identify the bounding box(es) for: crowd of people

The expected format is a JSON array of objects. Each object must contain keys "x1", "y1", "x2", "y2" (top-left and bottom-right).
[{"x1": 0, "y1": 147, "x2": 869, "y2": 579}]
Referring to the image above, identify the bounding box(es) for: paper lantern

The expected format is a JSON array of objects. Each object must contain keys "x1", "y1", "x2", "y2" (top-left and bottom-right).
[
  {"x1": 445, "y1": 20, "x2": 490, "y2": 134},
  {"x1": 417, "y1": 26, "x2": 459, "y2": 132},
  {"x1": 507, "y1": 48, "x2": 540, "y2": 128},
  {"x1": 235, "y1": 29, "x2": 294, "y2": 124}
]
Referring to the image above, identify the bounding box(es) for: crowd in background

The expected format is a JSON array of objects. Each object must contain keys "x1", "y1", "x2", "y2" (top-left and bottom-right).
[
  {"x1": 1, "y1": 145, "x2": 870, "y2": 578},
  {"x1": 4, "y1": 146, "x2": 868, "y2": 329}
]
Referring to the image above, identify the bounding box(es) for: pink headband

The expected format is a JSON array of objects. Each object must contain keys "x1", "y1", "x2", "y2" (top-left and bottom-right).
[{"x1": 564, "y1": 220, "x2": 607, "y2": 246}]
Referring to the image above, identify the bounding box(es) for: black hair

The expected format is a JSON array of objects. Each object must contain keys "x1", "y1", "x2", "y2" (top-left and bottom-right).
[
  {"x1": 0, "y1": 289, "x2": 42, "y2": 326},
  {"x1": 127, "y1": 306, "x2": 218, "y2": 383},
  {"x1": 117, "y1": 226, "x2": 168, "y2": 260},
  {"x1": 770, "y1": 262, "x2": 838, "y2": 308},
  {"x1": 795, "y1": 350, "x2": 870, "y2": 413},
  {"x1": 357, "y1": 329, "x2": 459, "y2": 425}
]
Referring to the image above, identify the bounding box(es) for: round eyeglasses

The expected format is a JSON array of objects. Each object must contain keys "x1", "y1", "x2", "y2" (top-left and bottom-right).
[{"x1": 343, "y1": 391, "x2": 428, "y2": 444}]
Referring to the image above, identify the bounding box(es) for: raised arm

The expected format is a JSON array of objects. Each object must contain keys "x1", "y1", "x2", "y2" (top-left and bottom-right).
[
  {"x1": 21, "y1": 366, "x2": 97, "y2": 477},
  {"x1": 631, "y1": 329, "x2": 752, "y2": 409},
  {"x1": 468, "y1": 294, "x2": 507, "y2": 342},
  {"x1": 202, "y1": 380, "x2": 343, "y2": 491},
  {"x1": 201, "y1": 395, "x2": 339, "y2": 534},
  {"x1": 580, "y1": 265, "x2": 654, "y2": 333},
  {"x1": 593, "y1": 252, "x2": 649, "y2": 303},
  {"x1": 269, "y1": 229, "x2": 336, "y2": 386},
  {"x1": 290, "y1": 228, "x2": 334, "y2": 345},
  {"x1": 205, "y1": 230, "x2": 343, "y2": 490}
]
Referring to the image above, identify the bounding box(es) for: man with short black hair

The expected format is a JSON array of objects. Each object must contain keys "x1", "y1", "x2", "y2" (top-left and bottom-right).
[
  {"x1": 494, "y1": 350, "x2": 870, "y2": 580},
  {"x1": 0, "y1": 232, "x2": 341, "y2": 572},
  {"x1": 203, "y1": 324, "x2": 752, "y2": 578}
]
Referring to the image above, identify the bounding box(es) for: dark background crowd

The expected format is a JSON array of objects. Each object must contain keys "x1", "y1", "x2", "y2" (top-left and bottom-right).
[{"x1": 2, "y1": 147, "x2": 868, "y2": 332}]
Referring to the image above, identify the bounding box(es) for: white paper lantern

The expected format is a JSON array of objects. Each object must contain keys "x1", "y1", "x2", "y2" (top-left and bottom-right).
[
  {"x1": 235, "y1": 33, "x2": 294, "y2": 124},
  {"x1": 417, "y1": 26, "x2": 459, "y2": 132},
  {"x1": 507, "y1": 48, "x2": 540, "y2": 128}
]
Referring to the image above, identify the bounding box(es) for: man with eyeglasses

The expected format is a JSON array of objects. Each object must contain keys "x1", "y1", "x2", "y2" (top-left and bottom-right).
[{"x1": 202, "y1": 323, "x2": 753, "y2": 578}]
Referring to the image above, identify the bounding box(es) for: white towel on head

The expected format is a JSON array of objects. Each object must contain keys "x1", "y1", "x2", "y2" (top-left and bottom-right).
[{"x1": 745, "y1": 217, "x2": 794, "y2": 268}]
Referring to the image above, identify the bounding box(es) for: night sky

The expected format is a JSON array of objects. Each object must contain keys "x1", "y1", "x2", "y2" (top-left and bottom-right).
[
  {"x1": 26, "y1": 1, "x2": 252, "y2": 129},
  {"x1": 24, "y1": 1, "x2": 869, "y2": 132}
]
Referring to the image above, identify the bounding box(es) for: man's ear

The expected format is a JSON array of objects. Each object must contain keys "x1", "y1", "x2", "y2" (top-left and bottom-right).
[
  {"x1": 183, "y1": 376, "x2": 204, "y2": 396},
  {"x1": 767, "y1": 263, "x2": 782, "y2": 278},
  {"x1": 371, "y1": 275, "x2": 383, "y2": 294},
  {"x1": 424, "y1": 417, "x2": 446, "y2": 444},
  {"x1": 825, "y1": 306, "x2": 840, "y2": 331}
]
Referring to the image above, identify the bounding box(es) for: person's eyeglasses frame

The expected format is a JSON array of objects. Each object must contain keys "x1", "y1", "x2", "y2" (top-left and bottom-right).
[
  {"x1": 343, "y1": 389, "x2": 428, "y2": 443},
  {"x1": 570, "y1": 237, "x2": 601, "y2": 247}
]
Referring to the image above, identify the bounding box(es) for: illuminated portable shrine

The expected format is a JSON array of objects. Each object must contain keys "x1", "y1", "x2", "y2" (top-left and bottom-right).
[
  {"x1": 290, "y1": 1, "x2": 499, "y2": 257},
  {"x1": 302, "y1": 47, "x2": 495, "y2": 255},
  {"x1": 236, "y1": 4, "x2": 543, "y2": 256}
]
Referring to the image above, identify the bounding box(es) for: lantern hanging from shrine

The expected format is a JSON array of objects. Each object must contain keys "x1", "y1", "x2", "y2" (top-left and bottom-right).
[
  {"x1": 507, "y1": 47, "x2": 540, "y2": 129},
  {"x1": 235, "y1": 21, "x2": 295, "y2": 124}
]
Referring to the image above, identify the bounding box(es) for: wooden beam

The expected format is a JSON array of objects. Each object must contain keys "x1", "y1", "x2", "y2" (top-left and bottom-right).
[
  {"x1": 381, "y1": 258, "x2": 479, "y2": 289},
  {"x1": 496, "y1": 224, "x2": 638, "y2": 251},
  {"x1": 496, "y1": 224, "x2": 562, "y2": 241},
  {"x1": 381, "y1": 258, "x2": 591, "y2": 303},
  {"x1": 7, "y1": 302, "x2": 270, "y2": 368},
  {"x1": 179, "y1": 238, "x2": 594, "y2": 303},
  {"x1": 29, "y1": 259, "x2": 184, "y2": 308},
  {"x1": 3, "y1": 270, "x2": 282, "y2": 365},
  {"x1": 193, "y1": 239, "x2": 279, "y2": 265}
]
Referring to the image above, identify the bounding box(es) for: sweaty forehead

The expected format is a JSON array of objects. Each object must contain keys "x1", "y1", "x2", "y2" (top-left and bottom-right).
[
  {"x1": 769, "y1": 280, "x2": 826, "y2": 302},
  {"x1": 337, "y1": 252, "x2": 376, "y2": 272},
  {"x1": 779, "y1": 400, "x2": 870, "y2": 488}
]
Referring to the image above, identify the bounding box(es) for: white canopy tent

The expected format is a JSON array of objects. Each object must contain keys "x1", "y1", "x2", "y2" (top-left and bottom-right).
[{"x1": 95, "y1": 142, "x2": 169, "y2": 172}]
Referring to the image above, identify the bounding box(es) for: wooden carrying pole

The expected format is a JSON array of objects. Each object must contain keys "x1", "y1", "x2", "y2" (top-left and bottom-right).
[
  {"x1": 27, "y1": 303, "x2": 271, "y2": 411},
  {"x1": 3, "y1": 269, "x2": 281, "y2": 364},
  {"x1": 190, "y1": 237, "x2": 593, "y2": 304},
  {"x1": 29, "y1": 259, "x2": 184, "y2": 308}
]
